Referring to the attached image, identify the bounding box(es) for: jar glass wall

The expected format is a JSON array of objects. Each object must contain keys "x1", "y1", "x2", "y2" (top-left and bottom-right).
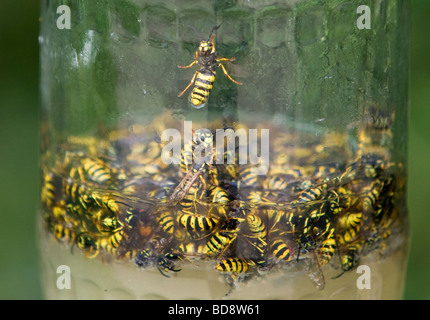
[{"x1": 38, "y1": 0, "x2": 409, "y2": 299}]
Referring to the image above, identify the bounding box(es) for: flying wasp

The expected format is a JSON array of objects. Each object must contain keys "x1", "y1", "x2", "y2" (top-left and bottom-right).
[{"x1": 178, "y1": 24, "x2": 242, "y2": 109}]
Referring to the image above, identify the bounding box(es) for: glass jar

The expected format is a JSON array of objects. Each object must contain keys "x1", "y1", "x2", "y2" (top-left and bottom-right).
[{"x1": 38, "y1": 0, "x2": 409, "y2": 299}]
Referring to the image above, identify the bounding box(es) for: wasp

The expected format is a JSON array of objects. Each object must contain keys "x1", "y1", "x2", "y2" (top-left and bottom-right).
[
  {"x1": 98, "y1": 235, "x2": 118, "y2": 256},
  {"x1": 269, "y1": 238, "x2": 293, "y2": 263},
  {"x1": 208, "y1": 185, "x2": 231, "y2": 216},
  {"x1": 68, "y1": 156, "x2": 115, "y2": 185},
  {"x1": 341, "y1": 242, "x2": 363, "y2": 271},
  {"x1": 364, "y1": 106, "x2": 395, "y2": 131},
  {"x1": 50, "y1": 223, "x2": 76, "y2": 244},
  {"x1": 340, "y1": 154, "x2": 387, "y2": 184},
  {"x1": 232, "y1": 212, "x2": 268, "y2": 263},
  {"x1": 295, "y1": 209, "x2": 332, "y2": 257},
  {"x1": 202, "y1": 218, "x2": 241, "y2": 257},
  {"x1": 209, "y1": 185, "x2": 230, "y2": 204},
  {"x1": 317, "y1": 228, "x2": 336, "y2": 267},
  {"x1": 89, "y1": 223, "x2": 125, "y2": 257},
  {"x1": 203, "y1": 230, "x2": 237, "y2": 256},
  {"x1": 264, "y1": 209, "x2": 290, "y2": 232},
  {"x1": 263, "y1": 175, "x2": 289, "y2": 190},
  {"x1": 63, "y1": 179, "x2": 93, "y2": 210},
  {"x1": 91, "y1": 207, "x2": 121, "y2": 233},
  {"x1": 336, "y1": 227, "x2": 361, "y2": 247},
  {"x1": 41, "y1": 171, "x2": 61, "y2": 208},
  {"x1": 371, "y1": 177, "x2": 396, "y2": 224},
  {"x1": 91, "y1": 192, "x2": 130, "y2": 217},
  {"x1": 76, "y1": 233, "x2": 100, "y2": 258},
  {"x1": 51, "y1": 205, "x2": 68, "y2": 224},
  {"x1": 170, "y1": 131, "x2": 214, "y2": 204},
  {"x1": 176, "y1": 212, "x2": 219, "y2": 236},
  {"x1": 81, "y1": 158, "x2": 114, "y2": 184},
  {"x1": 245, "y1": 214, "x2": 267, "y2": 248},
  {"x1": 336, "y1": 212, "x2": 362, "y2": 233},
  {"x1": 360, "y1": 180, "x2": 383, "y2": 213},
  {"x1": 105, "y1": 229, "x2": 125, "y2": 251},
  {"x1": 331, "y1": 241, "x2": 364, "y2": 279},
  {"x1": 297, "y1": 185, "x2": 325, "y2": 203},
  {"x1": 246, "y1": 190, "x2": 285, "y2": 207},
  {"x1": 178, "y1": 25, "x2": 242, "y2": 109},
  {"x1": 177, "y1": 178, "x2": 207, "y2": 213},
  {"x1": 238, "y1": 166, "x2": 264, "y2": 190},
  {"x1": 135, "y1": 249, "x2": 182, "y2": 278},
  {"x1": 263, "y1": 169, "x2": 305, "y2": 192},
  {"x1": 216, "y1": 258, "x2": 252, "y2": 274},
  {"x1": 177, "y1": 240, "x2": 207, "y2": 257},
  {"x1": 311, "y1": 164, "x2": 341, "y2": 180},
  {"x1": 156, "y1": 210, "x2": 175, "y2": 235}
]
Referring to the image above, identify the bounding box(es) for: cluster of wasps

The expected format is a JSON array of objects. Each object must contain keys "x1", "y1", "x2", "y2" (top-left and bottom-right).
[
  {"x1": 40, "y1": 111, "x2": 404, "y2": 290},
  {"x1": 41, "y1": 25, "x2": 403, "y2": 289}
]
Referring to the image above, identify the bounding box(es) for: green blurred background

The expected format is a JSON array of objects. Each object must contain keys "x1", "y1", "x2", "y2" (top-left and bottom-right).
[{"x1": 0, "y1": 1, "x2": 429, "y2": 299}]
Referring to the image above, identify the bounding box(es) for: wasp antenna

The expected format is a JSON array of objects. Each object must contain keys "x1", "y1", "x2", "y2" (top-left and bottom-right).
[
  {"x1": 187, "y1": 25, "x2": 203, "y2": 41},
  {"x1": 208, "y1": 23, "x2": 222, "y2": 40}
]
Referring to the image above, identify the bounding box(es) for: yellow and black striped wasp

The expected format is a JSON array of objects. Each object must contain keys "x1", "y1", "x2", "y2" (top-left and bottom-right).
[
  {"x1": 169, "y1": 130, "x2": 214, "y2": 204},
  {"x1": 269, "y1": 238, "x2": 294, "y2": 264},
  {"x1": 134, "y1": 248, "x2": 182, "y2": 278},
  {"x1": 176, "y1": 212, "x2": 219, "y2": 238},
  {"x1": 169, "y1": 126, "x2": 238, "y2": 205},
  {"x1": 216, "y1": 258, "x2": 253, "y2": 274},
  {"x1": 178, "y1": 24, "x2": 242, "y2": 109}
]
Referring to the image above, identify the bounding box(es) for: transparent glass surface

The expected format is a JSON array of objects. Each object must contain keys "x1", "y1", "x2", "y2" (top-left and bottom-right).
[{"x1": 38, "y1": 0, "x2": 409, "y2": 299}]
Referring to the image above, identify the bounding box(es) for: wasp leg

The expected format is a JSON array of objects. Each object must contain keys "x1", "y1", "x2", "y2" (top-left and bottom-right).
[
  {"x1": 178, "y1": 60, "x2": 198, "y2": 69},
  {"x1": 178, "y1": 71, "x2": 198, "y2": 97},
  {"x1": 219, "y1": 63, "x2": 242, "y2": 85},
  {"x1": 157, "y1": 266, "x2": 171, "y2": 278},
  {"x1": 217, "y1": 57, "x2": 236, "y2": 63}
]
